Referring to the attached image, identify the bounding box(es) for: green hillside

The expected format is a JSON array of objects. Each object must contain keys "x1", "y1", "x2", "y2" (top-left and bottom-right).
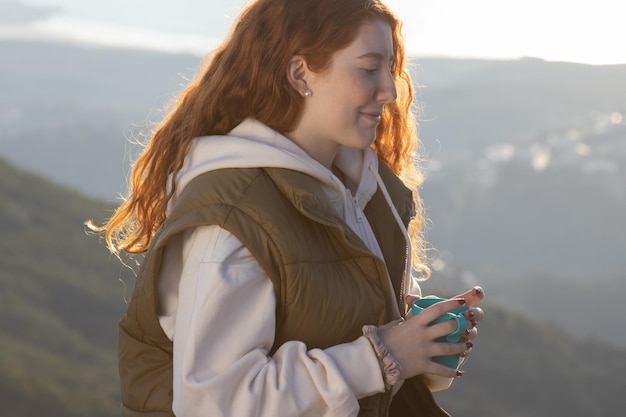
[
  {"x1": 434, "y1": 304, "x2": 626, "y2": 416},
  {"x1": 0, "y1": 157, "x2": 127, "y2": 416},
  {"x1": 1, "y1": 157, "x2": 625, "y2": 416}
]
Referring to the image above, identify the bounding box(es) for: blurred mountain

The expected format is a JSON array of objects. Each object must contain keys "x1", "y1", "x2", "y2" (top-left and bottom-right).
[
  {"x1": 420, "y1": 121, "x2": 626, "y2": 277},
  {"x1": 0, "y1": 39, "x2": 201, "y2": 198},
  {"x1": 1, "y1": 38, "x2": 625, "y2": 346},
  {"x1": 434, "y1": 304, "x2": 626, "y2": 417},
  {"x1": 0, "y1": 157, "x2": 128, "y2": 416},
  {"x1": 1, "y1": 156, "x2": 625, "y2": 416},
  {"x1": 412, "y1": 56, "x2": 626, "y2": 278},
  {"x1": 414, "y1": 57, "x2": 626, "y2": 154}
]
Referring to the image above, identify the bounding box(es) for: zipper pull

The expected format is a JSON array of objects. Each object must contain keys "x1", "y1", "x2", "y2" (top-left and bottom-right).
[{"x1": 353, "y1": 197, "x2": 364, "y2": 222}]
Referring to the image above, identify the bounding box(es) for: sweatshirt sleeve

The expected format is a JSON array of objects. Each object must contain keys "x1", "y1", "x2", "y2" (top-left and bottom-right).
[{"x1": 162, "y1": 225, "x2": 385, "y2": 417}]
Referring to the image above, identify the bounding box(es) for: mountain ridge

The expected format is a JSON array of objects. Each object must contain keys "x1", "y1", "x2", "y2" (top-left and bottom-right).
[
  {"x1": 1, "y1": 38, "x2": 625, "y2": 349},
  {"x1": 0, "y1": 156, "x2": 128, "y2": 416}
]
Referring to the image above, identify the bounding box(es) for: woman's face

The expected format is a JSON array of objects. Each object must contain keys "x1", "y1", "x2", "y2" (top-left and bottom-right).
[{"x1": 288, "y1": 18, "x2": 398, "y2": 168}]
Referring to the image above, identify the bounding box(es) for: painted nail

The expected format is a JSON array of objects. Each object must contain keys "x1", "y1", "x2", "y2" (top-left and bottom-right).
[
  {"x1": 471, "y1": 320, "x2": 477, "y2": 328},
  {"x1": 456, "y1": 370, "x2": 464, "y2": 377},
  {"x1": 474, "y1": 287, "x2": 484, "y2": 296},
  {"x1": 466, "y1": 341, "x2": 474, "y2": 349},
  {"x1": 458, "y1": 298, "x2": 466, "y2": 305},
  {"x1": 467, "y1": 309, "x2": 476, "y2": 318},
  {"x1": 464, "y1": 329, "x2": 471, "y2": 338}
]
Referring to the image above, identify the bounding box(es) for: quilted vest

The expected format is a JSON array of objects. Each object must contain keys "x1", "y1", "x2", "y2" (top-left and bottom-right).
[{"x1": 118, "y1": 163, "x2": 449, "y2": 417}]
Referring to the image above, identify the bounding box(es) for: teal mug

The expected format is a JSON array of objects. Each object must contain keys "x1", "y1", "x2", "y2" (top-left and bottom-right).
[{"x1": 411, "y1": 296, "x2": 469, "y2": 369}]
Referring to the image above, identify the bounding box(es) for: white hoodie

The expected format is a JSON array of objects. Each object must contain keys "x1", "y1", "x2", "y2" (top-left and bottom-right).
[{"x1": 157, "y1": 119, "x2": 422, "y2": 417}]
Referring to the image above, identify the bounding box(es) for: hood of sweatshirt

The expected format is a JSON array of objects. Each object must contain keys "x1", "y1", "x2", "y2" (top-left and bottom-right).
[
  {"x1": 170, "y1": 118, "x2": 418, "y2": 309},
  {"x1": 169, "y1": 118, "x2": 380, "y2": 220}
]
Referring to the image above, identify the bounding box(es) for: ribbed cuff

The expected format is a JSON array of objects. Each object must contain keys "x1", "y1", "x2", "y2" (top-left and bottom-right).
[{"x1": 362, "y1": 325, "x2": 401, "y2": 391}]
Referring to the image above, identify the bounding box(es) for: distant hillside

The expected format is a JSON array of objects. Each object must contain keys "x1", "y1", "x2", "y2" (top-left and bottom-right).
[
  {"x1": 0, "y1": 157, "x2": 128, "y2": 416},
  {"x1": 420, "y1": 129, "x2": 626, "y2": 278},
  {"x1": 434, "y1": 304, "x2": 626, "y2": 417},
  {"x1": 2, "y1": 40, "x2": 625, "y2": 201},
  {"x1": 410, "y1": 57, "x2": 626, "y2": 279},
  {"x1": 0, "y1": 39, "x2": 202, "y2": 198},
  {"x1": 1, "y1": 39, "x2": 625, "y2": 347},
  {"x1": 1, "y1": 157, "x2": 626, "y2": 417},
  {"x1": 413, "y1": 57, "x2": 626, "y2": 155}
]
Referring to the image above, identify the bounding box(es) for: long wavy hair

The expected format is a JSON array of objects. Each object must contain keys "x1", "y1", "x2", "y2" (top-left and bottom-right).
[{"x1": 90, "y1": 0, "x2": 428, "y2": 276}]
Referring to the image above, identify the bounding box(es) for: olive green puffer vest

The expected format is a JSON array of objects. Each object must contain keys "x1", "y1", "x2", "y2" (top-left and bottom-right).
[{"x1": 118, "y1": 163, "x2": 449, "y2": 417}]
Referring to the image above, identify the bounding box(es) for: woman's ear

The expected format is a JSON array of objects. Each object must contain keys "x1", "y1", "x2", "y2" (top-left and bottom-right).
[{"x1": 286, "y1": 55, "x2": 310, "y2": 97}]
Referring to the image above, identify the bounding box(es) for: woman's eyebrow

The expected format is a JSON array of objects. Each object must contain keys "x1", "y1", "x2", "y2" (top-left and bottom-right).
[{"x1": 357, "y1": 52, "x2": 395, "y2": 63}]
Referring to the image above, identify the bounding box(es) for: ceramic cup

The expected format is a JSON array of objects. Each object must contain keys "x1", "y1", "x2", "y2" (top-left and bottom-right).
[{"x1": 411, "y1": 296, "x2": 469, "y2": 368}]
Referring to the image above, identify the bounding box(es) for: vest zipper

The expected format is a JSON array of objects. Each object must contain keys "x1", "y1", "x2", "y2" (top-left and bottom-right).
[
  {"x1": 368, "y1": 165, "x2": 412, "y2": 316},
  {"x1": 399, "y1": 238, "x2": 410, "y2": 315}
]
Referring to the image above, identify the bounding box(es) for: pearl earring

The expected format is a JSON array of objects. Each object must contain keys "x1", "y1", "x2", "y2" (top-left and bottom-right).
[{"x1": 304, "y1": 89, "x2": 312, "y2": 97}]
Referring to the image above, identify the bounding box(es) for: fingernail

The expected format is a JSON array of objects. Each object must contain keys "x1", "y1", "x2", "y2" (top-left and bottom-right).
[
  {"x1": 464, "y1": 329, "x2": 470, "y2": 337},
  {"x1": 471, "y1": 320, "x2": 477, "y2": 328},
  {"x1": 458, "y1": 298, "x2": 466, "y2": 305},
  {"x1": 474, "y1": 287, "x2": 483, "y2": 296},
  {"x1": 466, "y1": 341, "x2": 474, "y2": 349},
  {"x1": 456, "y1": 370, "x2": 464, "y2": 377},
  {"x1": 459, "y1": 351, "x2": 467, "y2": 358},
  {"x1": 467, "y1": 309, "x2": 476, "y2": 318}
]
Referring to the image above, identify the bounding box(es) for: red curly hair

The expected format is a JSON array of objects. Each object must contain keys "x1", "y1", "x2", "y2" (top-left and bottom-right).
[{"x1": 91, "y1": 0, "x2": 426, "y2": 274}]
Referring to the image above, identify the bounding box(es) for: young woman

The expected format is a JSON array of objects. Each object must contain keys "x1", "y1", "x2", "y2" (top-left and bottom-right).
[{"x1": 91, "y1": 0, "x2": 484, "y2": 415}]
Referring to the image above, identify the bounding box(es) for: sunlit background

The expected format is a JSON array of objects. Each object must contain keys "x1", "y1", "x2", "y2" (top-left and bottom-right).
[{"x1": 1, "y1": 0, "x2": 625, "y2": 64}]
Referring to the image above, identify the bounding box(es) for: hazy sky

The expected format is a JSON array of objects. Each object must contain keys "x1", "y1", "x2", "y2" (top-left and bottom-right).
[
  {"x1": 3, "y1": 0, "x2": 625, "y2": 65},
  {"x1": 391, "y1": 0, "x2": 625, "y2": 65}
]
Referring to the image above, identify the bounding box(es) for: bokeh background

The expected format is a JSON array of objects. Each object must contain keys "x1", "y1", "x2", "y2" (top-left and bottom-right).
[{"x1": 1, "y1": 0, "x2": 625, "y2": 415}]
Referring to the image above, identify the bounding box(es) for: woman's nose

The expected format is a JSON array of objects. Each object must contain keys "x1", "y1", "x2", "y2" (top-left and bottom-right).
[{"x1": 377, "y1": 69, "x2": 397, "y2": 104}]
